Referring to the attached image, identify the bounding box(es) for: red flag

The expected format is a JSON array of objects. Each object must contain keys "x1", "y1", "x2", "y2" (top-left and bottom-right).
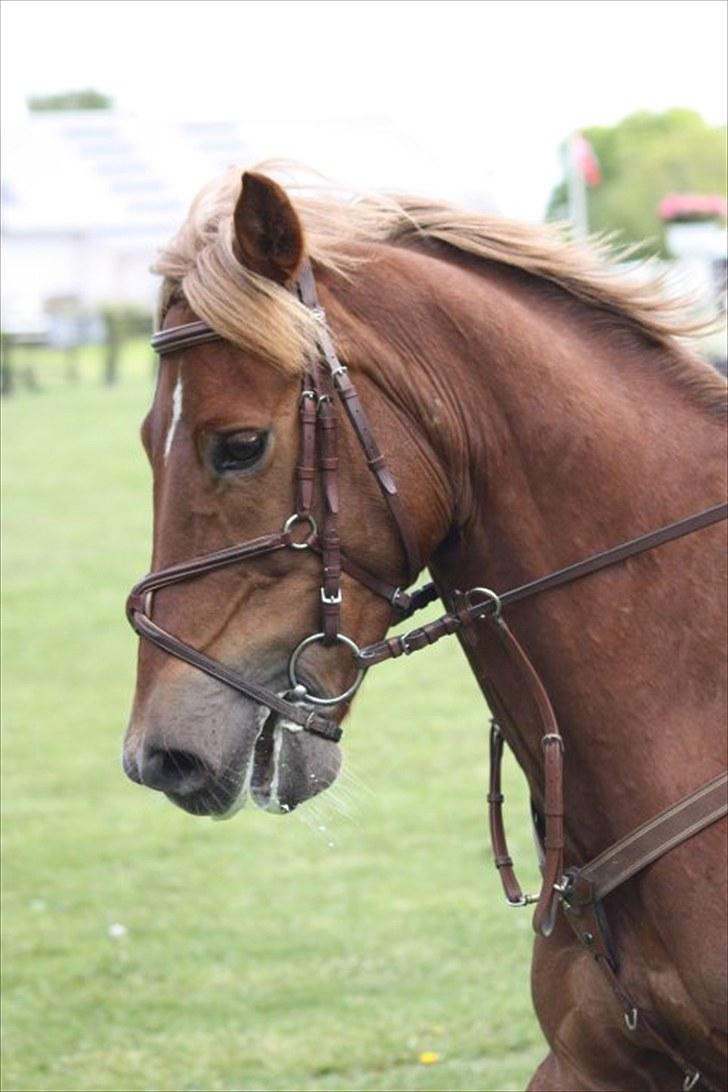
[{"x1": 570, "y1": 133, "x2": 601, "y2": 187}]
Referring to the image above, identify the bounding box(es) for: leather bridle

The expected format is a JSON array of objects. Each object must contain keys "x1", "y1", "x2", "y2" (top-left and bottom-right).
[
  {"x1": 127, "y1": 261, "x2": 423, "y2": 743},
  {"x1": 128, "y1": 258, "x2": 726, "y2": 746},
  {"x1": 127, "y1": 258, "x2": 727, "y2": 1092}
]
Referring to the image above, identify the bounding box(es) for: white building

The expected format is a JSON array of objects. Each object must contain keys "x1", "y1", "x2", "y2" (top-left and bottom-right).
[{"x1": 1, "y1": 111, "x2": 495, "y2": 336}]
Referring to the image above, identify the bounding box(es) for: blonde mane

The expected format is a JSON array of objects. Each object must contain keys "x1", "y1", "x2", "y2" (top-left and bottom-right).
[{"x1": 154, "y1": 167, "x2": 727, "y2": 410}]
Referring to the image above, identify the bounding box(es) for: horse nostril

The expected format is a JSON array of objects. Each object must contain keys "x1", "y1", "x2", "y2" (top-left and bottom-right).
[{"x1": 140, "y1": 747, "x2": 209, "y2": 796}]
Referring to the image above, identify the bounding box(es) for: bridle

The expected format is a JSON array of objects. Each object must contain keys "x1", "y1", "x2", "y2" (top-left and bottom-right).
[
  {"x1": 127, "y1": 260, "x2": 424, "y2": 743},
  {"x1": 127, "y1": 257, "x2": 726, "y2": 742},
  {"x1": 127, "y1": 258, "x2": 727, "y2": 1092}
]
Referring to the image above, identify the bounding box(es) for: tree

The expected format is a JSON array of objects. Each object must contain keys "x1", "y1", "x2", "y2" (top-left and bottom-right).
[
  {"x1": 546, "y1": 109, "x2": 727, "y2": 256},
  {"x1": 27, "y1": 89, "x2": 113, "y2": 112}
]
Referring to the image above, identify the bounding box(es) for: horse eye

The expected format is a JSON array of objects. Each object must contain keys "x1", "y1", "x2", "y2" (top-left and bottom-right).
[{"x1": 211, "y1": 429, "x2": 269, "y2": 474}]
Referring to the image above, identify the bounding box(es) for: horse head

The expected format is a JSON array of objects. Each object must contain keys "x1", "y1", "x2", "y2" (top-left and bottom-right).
[{"x1": 123, "y1": 171, "x2": 450, "y2": 818}]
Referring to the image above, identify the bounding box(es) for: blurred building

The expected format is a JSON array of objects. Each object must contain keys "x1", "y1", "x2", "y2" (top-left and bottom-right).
[{"x1": 1, "y1": 111, "x2": 496, "y2": 336}]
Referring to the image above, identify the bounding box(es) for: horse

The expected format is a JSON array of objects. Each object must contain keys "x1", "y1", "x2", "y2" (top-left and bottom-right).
[{"x1": 124, "y1": 168, "x2": 727, "y2": 1091}]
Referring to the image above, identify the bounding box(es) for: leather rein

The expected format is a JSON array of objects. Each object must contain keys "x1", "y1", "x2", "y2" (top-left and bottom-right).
[{"x1": 128, "y1": 259, "x2": 727, "y2": 1092}]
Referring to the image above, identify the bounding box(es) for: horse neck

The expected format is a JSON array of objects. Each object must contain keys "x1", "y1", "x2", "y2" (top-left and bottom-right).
[{"x1": 363, "y1": 248, "x2": 726, "y2": 859}]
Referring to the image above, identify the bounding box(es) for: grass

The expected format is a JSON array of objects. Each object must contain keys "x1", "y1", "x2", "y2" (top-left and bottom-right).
[{"x1": 1, "y1": 360, "x2": 547, "y2": 1092}]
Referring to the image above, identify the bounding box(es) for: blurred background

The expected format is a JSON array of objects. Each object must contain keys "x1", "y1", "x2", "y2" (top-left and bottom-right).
[
  {"x1": 1, "y1": 0, "x2": 726, "y2": 386},
  {"x1": 1, "y1": 3, "x2": 726, "y2": 1091}
]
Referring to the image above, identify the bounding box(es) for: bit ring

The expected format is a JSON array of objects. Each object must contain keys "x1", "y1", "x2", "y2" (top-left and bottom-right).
[{"x1": 288, "y1": 632, "x2": 366, "y2": 707}]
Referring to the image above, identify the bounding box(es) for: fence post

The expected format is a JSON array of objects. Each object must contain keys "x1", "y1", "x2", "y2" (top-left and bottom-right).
[
  {"x1": 0, "y1": 334, "x2": 14, "y2": 397},
  {"x1": 104, "y1": 313, "x2": 120, "y2": 386}
]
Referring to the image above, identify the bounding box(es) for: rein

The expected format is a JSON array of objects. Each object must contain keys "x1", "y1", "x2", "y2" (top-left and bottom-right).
[{"x1": 128, "y1": 259, "x2": 727, "y2": 1092}]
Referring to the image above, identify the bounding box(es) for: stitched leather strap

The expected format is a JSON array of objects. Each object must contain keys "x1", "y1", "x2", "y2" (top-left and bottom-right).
[
  {"x1": 129, "y1": 609, "x2": 342, "y2": 742},
  {"x1": 297, "y1": 261, "x2": 422, "y2": 583},
  {"x1": 573, "y1": 772, "x2": 728, "y2": 902},
  {"x1": 150, "y1": 321, "x2": 222, "y2": 354},
  {"x1": 357, "y1": 502, "x2": 728, "y2": 667},
  {"x1": 484, "y1": 616, "x2": 563, "y2": 937},
  {"x1": 127, "y1": 532, "x2": 292, "y2": 602},
  {"x1": 500, "y1": 501, "x2": 728, "y2": 608},
  {"x1": 562, "y1": 875, "x2": 715, "y2": 1091},
  {"x1": 296, "y1": 381, "x2": 317, "y2": 516}
]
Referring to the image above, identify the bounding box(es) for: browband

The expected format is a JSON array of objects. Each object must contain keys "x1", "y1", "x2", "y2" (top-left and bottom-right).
[{"x1": 151, "y1": 321, "x2": 222, "y2": 355}]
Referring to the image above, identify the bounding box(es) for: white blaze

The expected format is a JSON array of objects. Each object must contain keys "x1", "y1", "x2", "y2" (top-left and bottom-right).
[{"x1": 163, "y1": 371, "x2": 183, "y2": 462}]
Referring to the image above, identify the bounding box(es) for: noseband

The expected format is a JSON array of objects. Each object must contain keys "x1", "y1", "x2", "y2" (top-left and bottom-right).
[{"x1": 126, "y1": 261, "x2": 423, "y2": 743}]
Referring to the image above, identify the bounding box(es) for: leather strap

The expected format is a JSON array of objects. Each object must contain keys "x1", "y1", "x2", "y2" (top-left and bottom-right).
[
  {"x1": 488, "y1": 721, "x2": 527, "y2": 904},
  {"x1": 484, "y1": 616, "x2": 563, "y2": 937},
  {"x1": 562, "y1": 874, "x2": 715, "y2": 1091},
  {"x1": 297, "y1": 261, "x2": 422, "y2": 583},
  {"x1": 295, "y1": 382, "x2": 317, "y2": 516},
  {"x1": 127, "y1": 532, "x2": 292, "y2": 602},
  {"x1": 500, "y1": 501, "x2": 728, "y2": 609},
  {"x1": 571, "y1": 772, "x2": 728, "y2": 903},
  {"x1": 132, "y1": 263, "x2": 421, "y2": 738},
  {"x1": 151, "y1": 321, "x2": 223, "y2": 354},
  {"x1": 129, "y1": 611, "x2": 341, "y2": 741},
  {"x1": 357, "y1": 502, "x2": 728, "y2": 667}
]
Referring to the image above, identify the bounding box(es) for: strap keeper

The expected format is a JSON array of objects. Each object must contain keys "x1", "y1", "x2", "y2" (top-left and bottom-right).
[{"x1": 390, "y1": 587, "x2": 411, "y2": 611}]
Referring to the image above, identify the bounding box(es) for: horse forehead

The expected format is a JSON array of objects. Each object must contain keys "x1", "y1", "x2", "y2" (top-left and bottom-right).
[{"x1": 157, "y1": 347, "x2": 296, "y2": 419}]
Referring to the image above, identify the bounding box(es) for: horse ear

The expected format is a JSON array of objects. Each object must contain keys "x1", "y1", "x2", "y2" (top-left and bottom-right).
[{"x1": 232, "y1": 172, "x2": 305, "y2": 285}]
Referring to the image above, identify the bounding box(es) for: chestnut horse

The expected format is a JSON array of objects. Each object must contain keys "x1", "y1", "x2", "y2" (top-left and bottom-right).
[{"x1": 124, "y1": 170, "x2": 727, "y2": 1091}]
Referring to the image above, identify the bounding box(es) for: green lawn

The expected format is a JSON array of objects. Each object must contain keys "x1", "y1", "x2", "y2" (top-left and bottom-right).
[{"x1": 1, "y1": 358, "x2": 546, "y2": 1092}]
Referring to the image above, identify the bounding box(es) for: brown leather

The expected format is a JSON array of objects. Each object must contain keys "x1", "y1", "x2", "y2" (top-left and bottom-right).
[
  {"x1": 357, "y1": 501, "x2": 728, "y2": 668},
  {"x1": 561, "y1": 875, "x2": 619, "y2": 969},
  {"x1": 577, "y1": 771, "x2": 728, "y2": 902},
  {"x1": 150, "y1": 321, "x2": 222, "y2": 354},
  {"x1": 500, "y1": 501, "x2": 728, "y2": 608},
  {"x1": 563, "y1": 885, "x2": 709, "y2": 1090},
  {"x1": 129, "y1": 610, "x2": 342, "y2": 741},
  {"x1": 483, "y1": 616, "x2": 564, "y2": 937},
  {"x1": 488, "y1": 721, "x2": 527, "y2": 905},
  {"x1": 295, "y1": 385, "x2": 317, "y2": 516},
  {"x1": 130, "y1": 259, "x2": 421, "y2": 740},
  {"x1": 127, "y1": 531, "x2": 291, "y2": 603},
  {"x1": 296, "y1": 261, "x2": 422, "y2": 583}
]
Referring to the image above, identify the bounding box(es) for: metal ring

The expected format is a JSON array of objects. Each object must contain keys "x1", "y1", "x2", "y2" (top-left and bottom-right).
[
  {"x1": 466, "y1": 586, "x2": 502, "y2": 620},
  {"x1": 288, "y1": 632, "x2": 366, "y2": 707},
  {"x1": 283, "y1": 513, "x2": 318, "y2": 550}
]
